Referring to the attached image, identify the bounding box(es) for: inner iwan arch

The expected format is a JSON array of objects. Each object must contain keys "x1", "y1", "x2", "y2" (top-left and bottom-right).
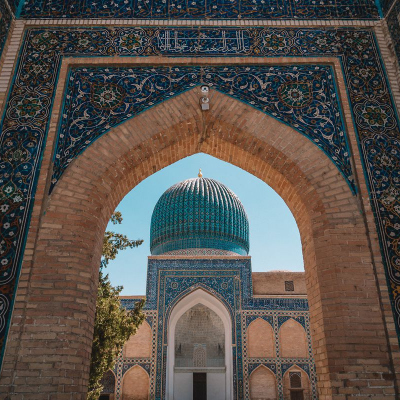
[{"x1": 0, "y1": 87, "x2": 396, "y2": 398}]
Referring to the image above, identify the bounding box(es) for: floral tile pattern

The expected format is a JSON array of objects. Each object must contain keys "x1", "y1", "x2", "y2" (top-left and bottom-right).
[
  {"x1": 53, "y1": 65, "x2": 353, "y2": 193},
  {"x1": 19, "y1": 0, "x2": 380, "y2": 19},
  {"x1": 0, "y1": 26, "x2": 399, "y2": 369}
]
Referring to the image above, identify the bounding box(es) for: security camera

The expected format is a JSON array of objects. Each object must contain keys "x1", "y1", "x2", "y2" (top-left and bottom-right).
[{"x1": 201, "y1": 85, "x2": 209, "y2": 94}]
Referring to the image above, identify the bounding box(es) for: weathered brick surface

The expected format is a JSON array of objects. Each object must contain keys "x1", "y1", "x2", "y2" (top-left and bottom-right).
[
  {"x1": 0, "y1": 60, "x2": 398, "y2": 398},
  {"x1": 247, "y1": 318, "x2": 275, "y2": 358},
  {"x1": 279, "y1": 319, "x2": 308, "y2": 358},
  {"x1": 121, "y1": 366, "x2": 149, "y2": 400},
  {"x1": 124, "y1": 322, "x2": 152, "y2": 359},
  {"x1": 249, "y1": 366, "x2": 278, "y2": 399}
]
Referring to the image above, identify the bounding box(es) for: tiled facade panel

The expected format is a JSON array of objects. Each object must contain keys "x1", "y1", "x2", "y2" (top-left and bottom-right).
[
  {"x1": 18, "y1": 0, "x2": 380, "y2": 20},
  {"x1": 111, "y1": 259, "x2": 316, "y2": 400},
  {"x1": 0, "y1": 4, "x2": 399, "y2": 393},
  {"x1": 0, "y1": 27, "x2": 399, "y2": 370}
]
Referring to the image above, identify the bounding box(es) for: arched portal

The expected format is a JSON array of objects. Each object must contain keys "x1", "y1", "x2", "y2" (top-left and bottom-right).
[
  {"x1": 166, "y1": 289, "x2": 233, "y2": 400},
  {"x1": 1, "y1": 89, "x2": 394, "y2": 398}
]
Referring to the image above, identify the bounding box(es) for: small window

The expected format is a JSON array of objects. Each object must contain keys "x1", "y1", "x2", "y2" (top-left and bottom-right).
[
  {"x1": 290, "y1": 372, "x2": 302, "y2": 388},
  {"x1": 285, "y1": 281, "x2": 294, "y2": 291}
]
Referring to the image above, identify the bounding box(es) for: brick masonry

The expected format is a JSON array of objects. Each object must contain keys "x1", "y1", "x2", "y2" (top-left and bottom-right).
[{"x1": 0, "y1": 17, "x2": 399, "y2": 400}]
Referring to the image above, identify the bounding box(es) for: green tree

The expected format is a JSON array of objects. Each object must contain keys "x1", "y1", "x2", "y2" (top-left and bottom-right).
[{"x1": 87, "y1": 211, "x2": 145, "y2": 400}]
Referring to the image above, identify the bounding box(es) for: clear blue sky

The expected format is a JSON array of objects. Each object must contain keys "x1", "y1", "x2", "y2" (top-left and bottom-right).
[{"x1": 105, "y1": 153, "x2": 304, "y2": 295}]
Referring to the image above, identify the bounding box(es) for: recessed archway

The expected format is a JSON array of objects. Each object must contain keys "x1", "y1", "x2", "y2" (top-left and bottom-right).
[
  {"x1": 166, "y1": 288, "x2": 233, "y2": 400},
  {"x1": 1, "y1": 89, "x2": 394, "y2": 398},
  {"x1": 121, "y1": 365, "x2": 150, "y2": 400}
]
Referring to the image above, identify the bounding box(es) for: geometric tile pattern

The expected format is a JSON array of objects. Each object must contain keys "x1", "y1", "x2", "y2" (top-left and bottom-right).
[
  {"x1": 150, "y1": 177, "x2": 250, "y2": 256},
  {"x1": 119, "y1": 258, "x2": 317, "y2": 400},
  {"x1": 18, "y1": 0, "x2": 380, "y2": 19},
  {"x1": 52, "y1": 65, "x2": 353, "y2": 194},
  {"x1": 0, "y1": 26, "x2": 400, "y2": 368},
  {"x1": 111, "y1": 310, "x2": 157, "y2": 399},
  {"x1": 242, "y1": 310, "x2": 318, "y2": 399},
  {"x1": 381, "y1": 0, "x2": 397, "y2": 15}
]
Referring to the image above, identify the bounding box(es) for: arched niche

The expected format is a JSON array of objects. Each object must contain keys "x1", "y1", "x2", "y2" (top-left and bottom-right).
[
  {"x1": 279, "y1": 319, "x2": 308, "y2": 359},
  {"x1": 282, "y1": 365, "x2": 311, "y2": 400},
  {"x1": 166, "y1": 288, "x2": 233, "y2": 400},
  {"x1": 100, "y1": 370, "x2": 116, "y2": 398},
  {"x1": 121, "y1": 365, "x2": 149, "y2": 400},
  {"x1": 4, "y1": 89, "x2": 394, "y2": 398},
  {"x1": 124, "y1": 321, "x2": 152, "y2": 358},
  {"x1": 247, "y1": 318, "x2": 275, "y2": 358},
  {"x1": 249, "y1": 365, "x2": 277, "y2": 400},
  {"x1": 175, "y1": 303, "x2": 225, "y2": 368}
]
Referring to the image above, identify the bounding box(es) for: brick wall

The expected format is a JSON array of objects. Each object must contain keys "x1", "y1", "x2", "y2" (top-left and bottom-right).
[{"x1": 0, "y1": 53, "x2": 398, "y2": 397}]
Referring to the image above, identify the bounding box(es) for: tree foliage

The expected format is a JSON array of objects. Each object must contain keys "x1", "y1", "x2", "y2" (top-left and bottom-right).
[
  {"x1": 87, "y1": 211, "x2": 145, "y2": 400},
  {"x1": 101, "y1": 211, "x2": 144, "y2": 269}
]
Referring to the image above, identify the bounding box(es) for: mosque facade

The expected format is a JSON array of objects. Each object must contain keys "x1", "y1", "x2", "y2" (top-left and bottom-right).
[
  {"x1": 1, "y1": 0, "x2": 400, "y2": 395},
  {"x1": 100, "y1": 175, "x2": 318, "y2": 399}
]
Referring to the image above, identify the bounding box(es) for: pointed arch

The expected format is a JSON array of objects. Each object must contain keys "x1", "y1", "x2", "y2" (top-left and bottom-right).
[
  {"x1": 167, "y1": 288, "x2": 233, "y2": 400},
  {"x1": 247, "y1": 318, "x2": 275, "y2": 358},
  {"x1": 279, "y1": 319, "x2": 308, "y2": 358},
  {"x1": 100, "y1": 369, "x2": 116, "y2": 395},
  {"x1": 8, "y1": 88, "x2": 393, "y2": 397},
  {"x1": 249, "y1": 365, "x2": 277, "y2": 400},
  {"x1": 282, "y1": 365, "x2": 311, "y2": 400},
  {"x1": 124, "y1": 321, "x2": 152, "y2": 358},
  {"x1": 121, "y1": 365, "x2": 149, "y2": 400}
]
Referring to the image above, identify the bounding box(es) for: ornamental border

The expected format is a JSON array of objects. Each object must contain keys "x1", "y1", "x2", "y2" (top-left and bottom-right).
[{"x1": 0, "y1": 26, "x2": 399, "y2": 378}]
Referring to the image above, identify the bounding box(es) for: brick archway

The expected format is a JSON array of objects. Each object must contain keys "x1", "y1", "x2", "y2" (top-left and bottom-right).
[{"x1": 0, "y1": 89, "x2": 394, "y2": 398}]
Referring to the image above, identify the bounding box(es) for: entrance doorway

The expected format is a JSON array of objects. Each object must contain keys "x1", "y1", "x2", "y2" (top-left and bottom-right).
[
  {"x1": 193, "y1": 373, "x2": 207, "y2": 400},
  {"x1": 167, "y1": 289, "x2": 233, "y2": 400}
]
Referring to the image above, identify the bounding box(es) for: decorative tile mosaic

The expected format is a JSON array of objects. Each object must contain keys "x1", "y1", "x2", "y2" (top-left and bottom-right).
[
  {"x1": 111, "y1": 310, "x2": 157, "y2": 399},
  {"x1": 0, "y1": 26, "x2": 400, "y2": 371},
  {"x1": 0, "y1": 0, "x2": 12, "y2": 59},
  {"x1": 387, "y1": 0, "x2": 400, "y2": 65},
  {"x1": 150, "y1": 177, "x2": 249, "y2": 255},
  {"x1": 4, "y1": 0, "x2": 18, "y2": 14},
  {"x1": 54, "y1": 65, "x2": 353, "y2": 194},
  {"x1": 118, "y1": 258, "x2": 317, "y2": 400},
  {"x1": 380, "y1": 0, "x2": 397, "y2": 15},
  {"x1": 19, "y1": 0, "x2": 380, "y2": 19},
  {"x1": 242, "y1": 309, "x2": 317, "y2": 399}
]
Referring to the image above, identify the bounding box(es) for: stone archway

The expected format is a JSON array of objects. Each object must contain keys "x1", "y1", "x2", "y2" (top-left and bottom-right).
[
  {"x1": 166, "y1": 288, "x2": 233, "y2": 400},
  {"x1": 0, "y1": 89, "x2": 395, "y2": 398}
]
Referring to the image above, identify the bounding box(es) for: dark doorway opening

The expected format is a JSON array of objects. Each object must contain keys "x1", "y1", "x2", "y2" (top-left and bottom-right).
[
  {"x1": 193, "y1": 372, "x2": 207, "y2": 400},
  {"x1": 290, "y1": 390, "x2": 304, "y2": 400}
]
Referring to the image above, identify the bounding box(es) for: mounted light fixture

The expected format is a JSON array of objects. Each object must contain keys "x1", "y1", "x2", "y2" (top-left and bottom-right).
[{"x1": 200, "y1": 85, "x2": 210, "y2": 110}]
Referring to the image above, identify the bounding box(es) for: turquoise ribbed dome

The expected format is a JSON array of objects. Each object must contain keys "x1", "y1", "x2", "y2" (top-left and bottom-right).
[{"x1": 150, "y1": 177, "x2": 249, "y2": 256}]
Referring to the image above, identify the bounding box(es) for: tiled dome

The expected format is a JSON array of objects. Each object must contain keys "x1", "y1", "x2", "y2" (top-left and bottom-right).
[{"x1": 150, "y1": 177, "x2": 249, "y2": 256}]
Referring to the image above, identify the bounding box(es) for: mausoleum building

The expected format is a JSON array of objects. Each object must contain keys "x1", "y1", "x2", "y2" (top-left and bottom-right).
[
  {"x1": 100, "y1": 175, "x2": 317, "y2": 400},
  {"x1": 1, "y1": 0, "x2": 400, "y2": 395}
]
